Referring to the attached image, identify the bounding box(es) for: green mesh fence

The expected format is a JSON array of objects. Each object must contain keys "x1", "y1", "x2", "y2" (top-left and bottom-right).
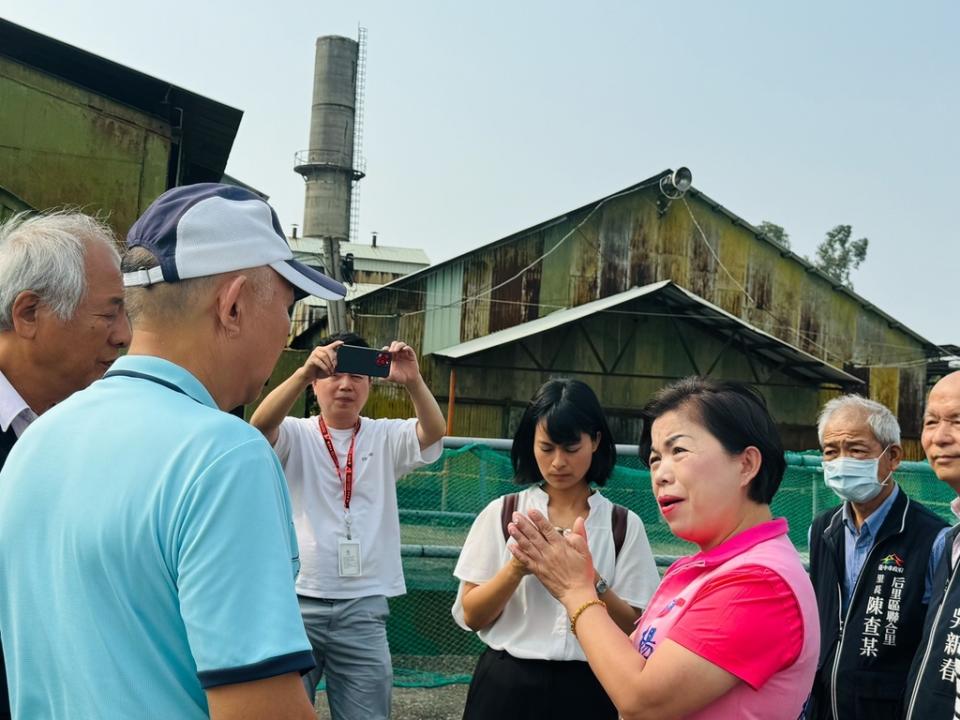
[{"x1": 372, "y1": 445, "x2": 949, "y2": 688}]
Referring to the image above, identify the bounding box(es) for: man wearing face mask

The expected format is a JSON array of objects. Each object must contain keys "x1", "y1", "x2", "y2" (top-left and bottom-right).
[{"x1": 807, "y1": 395, "x2": 947, "y2": 720}]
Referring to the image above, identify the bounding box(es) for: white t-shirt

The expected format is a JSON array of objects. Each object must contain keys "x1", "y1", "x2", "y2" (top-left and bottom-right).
[
  {"x1": 275, "y1": 415, "x2": 442, "y2": 599},
  {"x1": 452, "y1": 485, "x2": 660, "y2": 661}
]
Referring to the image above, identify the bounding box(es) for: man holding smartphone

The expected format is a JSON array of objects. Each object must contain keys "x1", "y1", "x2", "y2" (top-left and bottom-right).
[{"x1": 251, "y1": 332, "x2": 445, "y2": 720}]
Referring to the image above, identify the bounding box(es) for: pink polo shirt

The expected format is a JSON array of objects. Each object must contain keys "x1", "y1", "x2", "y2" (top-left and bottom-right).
[{"x1": 631, "y1": 518, "x2": 819, "y2": 720}]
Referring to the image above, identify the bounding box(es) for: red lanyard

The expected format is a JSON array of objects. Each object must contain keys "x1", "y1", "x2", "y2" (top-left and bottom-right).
[{"x1": 318, "y1": 416, "x2": 361, "y2": 510}]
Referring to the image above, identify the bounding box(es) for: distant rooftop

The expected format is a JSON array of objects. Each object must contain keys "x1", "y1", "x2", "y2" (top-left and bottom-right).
[
  {"x1": 288, "y1": 237, "x2": 430, "y2": 266},
  {"x1": 298, "y1": 282, "x2": 383, "y2": 306}
]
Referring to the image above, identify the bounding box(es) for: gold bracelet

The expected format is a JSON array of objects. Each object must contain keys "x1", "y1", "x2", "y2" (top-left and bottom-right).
[{"x1": 569, "y1": 599, "x2": 606, "y2": 636}]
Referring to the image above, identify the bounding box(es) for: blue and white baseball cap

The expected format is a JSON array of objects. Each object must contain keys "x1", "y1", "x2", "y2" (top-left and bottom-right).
[{"x1": 123, "y1": 183, "x2": 346, "y2": 300}]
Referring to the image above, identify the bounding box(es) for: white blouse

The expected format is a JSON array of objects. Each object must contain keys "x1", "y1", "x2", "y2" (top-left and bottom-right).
[{"x1": 452, "y1": 485, "x2": 660, "y2": 661}]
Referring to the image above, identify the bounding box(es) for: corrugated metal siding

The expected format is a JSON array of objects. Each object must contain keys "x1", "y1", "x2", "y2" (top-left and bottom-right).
[
  {"x1": 798, "y1": 293, "x2": 826, "y2": 357},
  {"x1": 570, "y1": 213, "x2": 601, "y2": 306},
  {"x1": 245, "y1": 349, "x2": 309, "y2": 419},
  {"x1": 686, "y1": 210, "x2": 718, "y2": 301},
  {"x1": 901, "y1": 439, "x2": 925, "y2": 462},
  {"x1": 632, "y1": 208, "x2": 658, "y2": 288},
  {"x1": 869, "y1": 367, "x2": 900, "y2": 416},
  {"x1": 539, "y1": 222, "x2": 581, "y2": 314},
  {"x1": 364, "y1": 382, "x2": 415, "y2": 421},
  {"x1": 450, "y1": 403, "x2": 509, "y2": 439},
  {"x1": 744, "y1": 256, "x2": 775, "y2": 334},
  {"x1": 421, "y1": 302, "x2": 826, "y2": 444},
  {"x1": 0, "y1": 57, "x2": 171, "y2": 236},
  {"x1": 354, "y1": 275, "x2": 426, "y2": 352},
  {"x1": 898, "y1": 367, "x2": 925, "y2": 438},
  {"x1": 766, "y1": 260, "x2": 805, "y2": 346},
  {"x1": 353, "y1": 260, "x2": 428, "y2": 276},
  {"x1": 713, "y1": 229, "x2": 748, "y2": 318},
  {"x1": 654, "y1": 208, "x2": 690, "y2": 290},
  {"x1": 488, "y1": 235, "x2": 544, "y2": 332},
  {"x1": 422, "y1": 264, "x2": 464, "y2": 354},
  {"x1": 350, "y1": 183, "x2": 933, "y2": 438},
  {"x1": 461, "y1": 256, "x2": 492, "y2": 341},
  {"x1": 398, "y1": 310, "x2": 427, "y2": 380},
  {"x1": 598, "y1": 203, "x2": 634, "y2": 297}
]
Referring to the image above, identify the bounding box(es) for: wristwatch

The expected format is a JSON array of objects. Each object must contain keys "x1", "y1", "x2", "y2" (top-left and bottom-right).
[{"x1": 595, "y1": 575, "x2": 609, "y2": 595}]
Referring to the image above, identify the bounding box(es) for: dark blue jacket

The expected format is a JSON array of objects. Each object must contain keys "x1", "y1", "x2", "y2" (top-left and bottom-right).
[
  {"x1": 807, "y1": 490, "x2": 945, "y2": 720},
  {"x1": 903, "y1": 525, "x2": 960, "y2": 719}
]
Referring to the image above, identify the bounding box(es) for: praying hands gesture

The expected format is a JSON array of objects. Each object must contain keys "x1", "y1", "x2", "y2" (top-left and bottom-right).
[{"x1": 507, "y1": 510, "x2": 599, "y2": 613}]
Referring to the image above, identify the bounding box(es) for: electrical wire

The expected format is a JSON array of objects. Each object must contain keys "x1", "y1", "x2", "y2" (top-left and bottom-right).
[
  {"x1": 342, "y1": 187, "x2": 946, "y2": 371},
  {"x1": 353, "y1": 179, "x2": 662, "y2": 321},
  {"x1": 679, "y1": 197, "x2": 953, "y2": 370}
]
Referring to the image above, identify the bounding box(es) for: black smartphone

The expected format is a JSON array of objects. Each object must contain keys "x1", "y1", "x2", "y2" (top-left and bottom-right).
[{"x1": 335, "y1": 345, "x2": 392, "y2": 378}]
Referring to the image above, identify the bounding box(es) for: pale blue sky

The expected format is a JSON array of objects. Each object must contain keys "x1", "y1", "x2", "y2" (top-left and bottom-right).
[{"x1": 5, "y1": 1, "x2": 958, "y2": 344}]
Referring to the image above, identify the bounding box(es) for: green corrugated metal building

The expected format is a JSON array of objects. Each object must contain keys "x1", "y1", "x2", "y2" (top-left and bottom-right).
[
  {"x1": 343, "y1": 171, "x2": 939, "y2": 456},
  {"x1": 0, "y1": 18, "x2": 241, "y2": 237}
]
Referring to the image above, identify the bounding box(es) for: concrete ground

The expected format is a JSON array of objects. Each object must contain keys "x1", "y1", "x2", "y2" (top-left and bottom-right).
[{"x1": 314, "y1": 684, "x2": 469, "y2": 720}]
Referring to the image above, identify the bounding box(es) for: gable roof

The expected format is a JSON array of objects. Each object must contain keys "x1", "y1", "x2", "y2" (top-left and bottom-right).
[
  {"x1": 432, "y1": 280, "x2": 863, "y2": 388},
  {"x1": 349, "y1": 170, "x2": 938, "y2": 357},
  {"x1": 288, "y1": 237, "x2": 430, "y2": 266}
]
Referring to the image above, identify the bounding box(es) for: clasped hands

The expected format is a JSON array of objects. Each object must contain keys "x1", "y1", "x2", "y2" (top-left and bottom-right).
[{"x1": 507, "y1": 510, "x2": 598, "y2": 609}]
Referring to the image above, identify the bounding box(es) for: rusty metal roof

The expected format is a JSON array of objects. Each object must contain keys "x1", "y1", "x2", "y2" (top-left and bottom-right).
[
  {"x1": 685, "y1": 187, "x2": 938, "y2": 356},
  {"x1": 289, "y1": 237, "x2": 430, "y2": 268},
  {"x1": 353, "y1": 171, "x2": 937, "y2": 359},
  {"x1": 353, "y1": 171, "x2": 673, "y2": 297},
  {"x1": 431, "y1": 280, "x2": 863, "y2": 388}
]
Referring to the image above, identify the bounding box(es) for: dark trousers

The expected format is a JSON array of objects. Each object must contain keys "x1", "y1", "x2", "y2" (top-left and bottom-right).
[{"x1": 462, "y1": 647, "x2": 618, "y2": 720}]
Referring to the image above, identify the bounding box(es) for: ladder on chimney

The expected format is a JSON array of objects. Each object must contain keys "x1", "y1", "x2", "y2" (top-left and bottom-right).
[{"x1": 350, "y1": 25, "x2": 368, "y2": 245}]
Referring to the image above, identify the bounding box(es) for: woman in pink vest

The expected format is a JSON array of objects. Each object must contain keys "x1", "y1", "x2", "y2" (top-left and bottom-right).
[{"x1": 508, "y1": 377, "x2": 820, "y2": 719}]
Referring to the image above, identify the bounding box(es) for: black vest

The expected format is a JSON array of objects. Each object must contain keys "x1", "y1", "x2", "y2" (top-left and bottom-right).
[
  {"x1": 0, "y1": 426, "x2": 15, "y2": 469},
  {"x1": 0, "y1": 425, "x2": 15, "y2": 720},
  {"x1": 903, "y1": 525, "x2": 960, "y2": 719},
  {"x1": 807, "y1": 490, "x2": 946, "y2": 720}
]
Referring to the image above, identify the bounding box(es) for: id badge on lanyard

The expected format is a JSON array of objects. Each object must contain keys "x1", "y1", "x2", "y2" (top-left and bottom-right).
[{"x1": 319, "y1": 416, "x2": 363, "y2": 577}]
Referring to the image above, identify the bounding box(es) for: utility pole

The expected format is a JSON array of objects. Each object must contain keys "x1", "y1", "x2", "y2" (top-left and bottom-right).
[{"x1": 323, "y1": 236, "x2": 348, "y2": 333}]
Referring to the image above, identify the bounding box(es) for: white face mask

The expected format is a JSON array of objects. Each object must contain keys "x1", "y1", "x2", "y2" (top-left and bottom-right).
[{"x1": 822, "y1": 447, "x2": 892, "y2": 504}]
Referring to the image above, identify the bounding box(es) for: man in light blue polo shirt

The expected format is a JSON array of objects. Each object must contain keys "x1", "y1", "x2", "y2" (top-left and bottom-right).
[{"x1": 0, "y1": 184, "x2": 346, "y2": 719}]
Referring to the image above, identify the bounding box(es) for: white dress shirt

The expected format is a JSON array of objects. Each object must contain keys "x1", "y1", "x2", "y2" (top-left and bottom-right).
[
  {"x1": 0, "y1": 369, "x2": 37, "y2": 438},
  {"x1": 452, "y1": 485, "x2": 660, "y2": 661},
  {"x1": 949, "y1": 496, "x2": 960, "y2": 570}
]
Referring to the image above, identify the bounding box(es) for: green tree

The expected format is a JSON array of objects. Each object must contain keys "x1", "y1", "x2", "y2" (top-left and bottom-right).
[
  {"x1": 814, "y1": 224, "x2": 869, "y2": 288},
  {"x1": 756, "y1": 221, "x2": 790, "y2": 249}
]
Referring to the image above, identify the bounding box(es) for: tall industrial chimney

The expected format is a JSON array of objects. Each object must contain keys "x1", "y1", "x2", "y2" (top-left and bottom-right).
[{"x1": 294, "y1": 34, "x2": 366, "y2": 333}]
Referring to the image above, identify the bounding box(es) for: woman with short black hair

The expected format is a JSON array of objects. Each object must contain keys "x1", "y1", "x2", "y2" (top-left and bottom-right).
[
  {"x1": 638, "y1": 377, "x2": 787, "y2": 505},
  {"x1": 509, "y1": 377, "x2": 820, "y2": 720},
  {"x1": 452, "y1": 378, "x2": 659, "y2": 720}
]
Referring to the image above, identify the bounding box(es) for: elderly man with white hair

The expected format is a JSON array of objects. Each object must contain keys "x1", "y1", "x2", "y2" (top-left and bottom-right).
[
  {"x1": 806, "y1": 394, "x2": 947, "y2": 720},
  {"x1": 0, "y1": 210, "x2": 131, "y2": 719}
]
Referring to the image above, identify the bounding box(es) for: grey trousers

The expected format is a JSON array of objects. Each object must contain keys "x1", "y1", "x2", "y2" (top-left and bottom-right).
[{"x1": 299, "y1": 594, "x2": 393, "y2": 720}]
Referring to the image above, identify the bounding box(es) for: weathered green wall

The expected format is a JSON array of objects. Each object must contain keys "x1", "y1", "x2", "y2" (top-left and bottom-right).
[
  {"x1": 362, "y1": 295, "x2": 824, "y2": 450},
  {"x1": 0, "y1": 56, "x2": 171, "y2": 237},
  {"x1": 245, "y1": 349, "x2": 310, "y2": 421},
  {"x1": 0, "y1": 186, "x2": 32, "y2": 222},
  {"x1": 352, "y1": 182, "x2": 930, "y2": 448}
]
